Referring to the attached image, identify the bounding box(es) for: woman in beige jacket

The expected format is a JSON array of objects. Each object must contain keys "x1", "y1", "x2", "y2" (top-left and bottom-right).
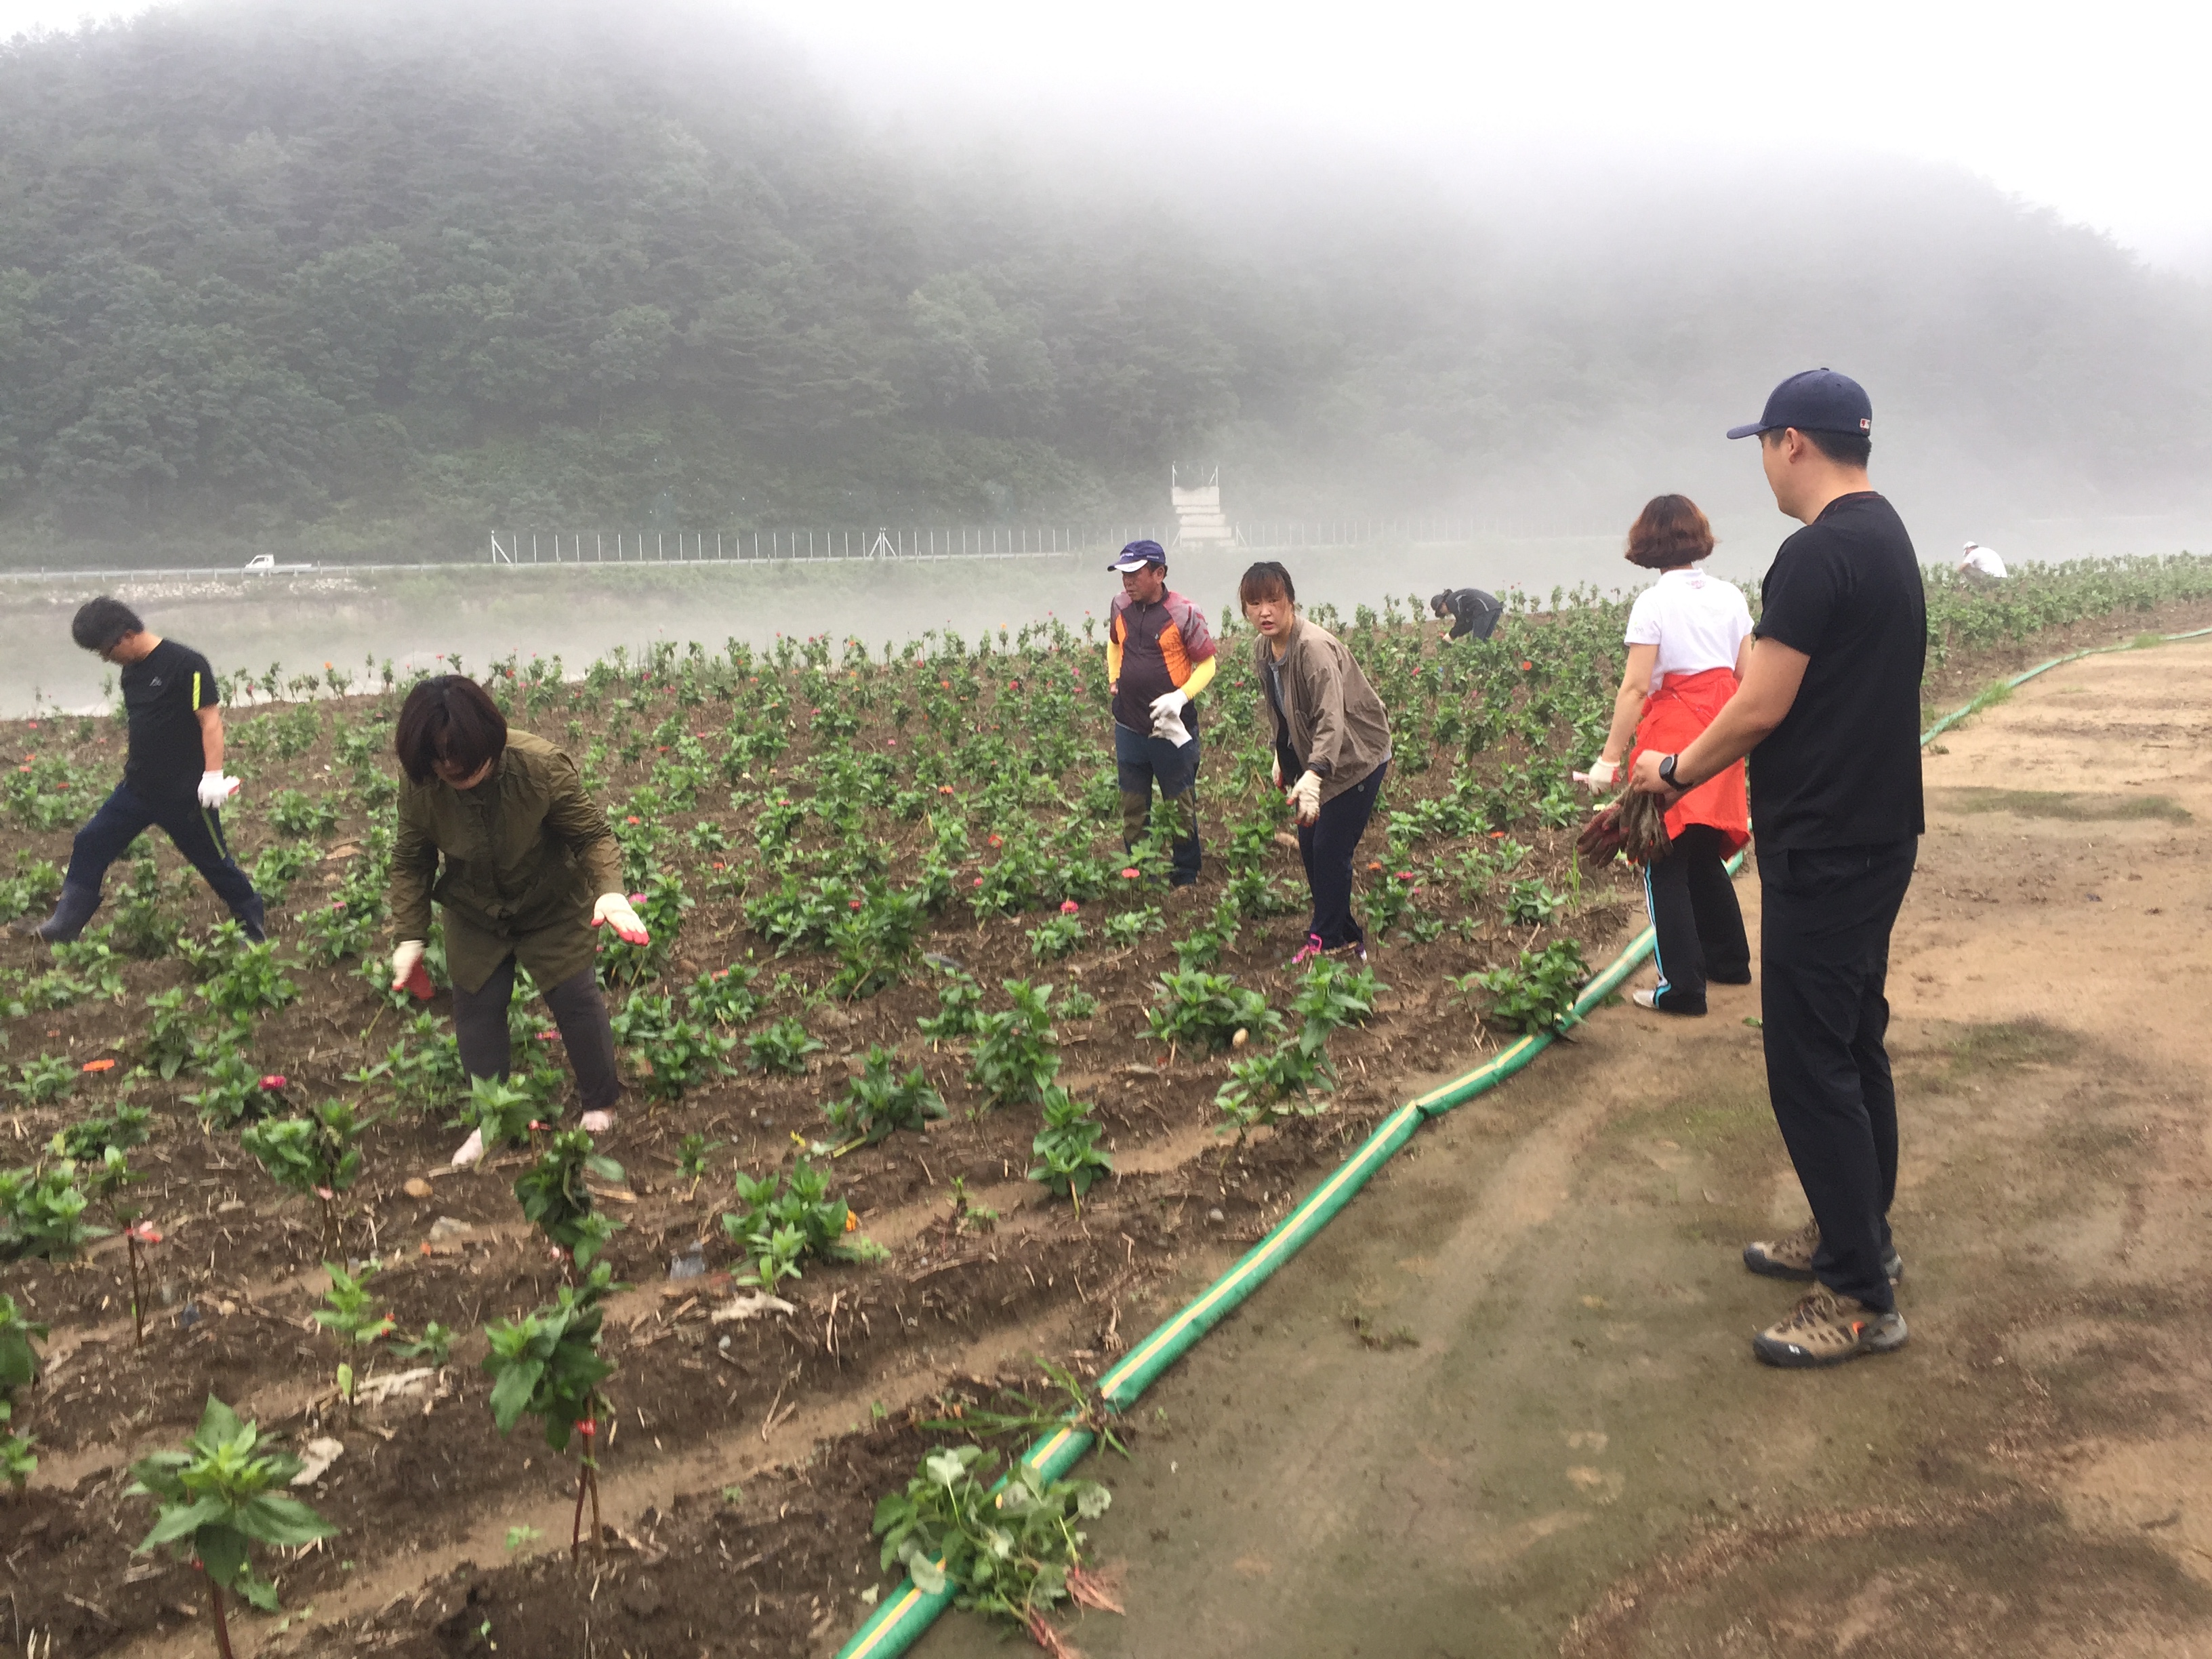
[{"x1": 1241, "y1": 561, "x2": 1394, "y2": 962}]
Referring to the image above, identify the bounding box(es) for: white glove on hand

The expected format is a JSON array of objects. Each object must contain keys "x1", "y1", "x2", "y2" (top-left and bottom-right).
[
  {"x1": 1271, "y1": 754, "x2": 1283, "y2": 789},
  {"x1": 592, "y1": 892, "x2": 651, "y2": 945},
  {"x1": 197, "y1": 771, "x2": 241, "y2": 810},
  {"x1": 1148, "y1": 688, "x2": 1193, "y2": 746},
  {"x1": 390, "y1": 939, "x2": 426, "y2": 991},
  {"x1": 1572, "y1": 758, "x2": 1620, "y2": 789},
  {"x1": 1288, "y1": 769, "x2": 1324, "y2": 827}
]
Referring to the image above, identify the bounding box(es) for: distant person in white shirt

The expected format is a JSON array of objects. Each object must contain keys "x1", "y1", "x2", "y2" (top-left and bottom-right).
[
  {"x1": 1576, "y1": 495, "x2": 1752, "y2": 1015},
  {"x1": 1958, "y1": 541, "x2": 2007, "y2": 582}
]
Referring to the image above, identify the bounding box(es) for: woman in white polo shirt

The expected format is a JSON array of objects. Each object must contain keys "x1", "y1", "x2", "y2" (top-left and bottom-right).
[{"x1": 1580, "y1": 495, "x2": 1753, "y2": 1015}]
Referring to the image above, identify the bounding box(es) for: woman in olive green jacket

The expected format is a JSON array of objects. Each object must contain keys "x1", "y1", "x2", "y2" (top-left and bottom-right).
[
  {"x1": 1240, "y1": 561, "x2": 1393, "y2": 962},
  {"x1": 387, "y1": 675, "x2": 648, "y2": 1166}
]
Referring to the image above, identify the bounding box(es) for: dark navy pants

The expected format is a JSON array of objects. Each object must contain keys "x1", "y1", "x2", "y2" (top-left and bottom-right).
[
  {"x1": 1296, "y1": 760, "x2": 1387, "y2": 949},
  {"x1": 1757, "y1": 839, "x2": 1918, "y2": 1313},
  {"x1": 1113, "y1": 720, "x2": 1202, "y2": 885},
  {"x1": 58, "y1": 779, "x2": 264, "y2": 939}
]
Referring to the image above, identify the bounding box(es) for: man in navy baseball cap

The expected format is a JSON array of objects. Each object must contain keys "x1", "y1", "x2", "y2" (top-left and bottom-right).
[
  {"x1": 1726, "y1": 367, "x2": 1872, "y2": 442},
  {"x1": 1631, "y1": 365, "x2": 1929, "y2": 1372}
]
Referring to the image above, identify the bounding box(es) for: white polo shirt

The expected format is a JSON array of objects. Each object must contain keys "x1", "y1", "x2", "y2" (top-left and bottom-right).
[{"x1": 1624, "y1": 566, "x2": 1753, "y2": 691}]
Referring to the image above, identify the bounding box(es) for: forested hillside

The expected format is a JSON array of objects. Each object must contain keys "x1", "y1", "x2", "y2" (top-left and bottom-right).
[{"x1": 0, "y1": 0, "x2": 2206, "y2": 552}]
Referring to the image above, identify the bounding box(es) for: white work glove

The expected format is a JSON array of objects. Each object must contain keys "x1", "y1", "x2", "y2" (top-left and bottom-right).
[
  {"x1": 1288, "y1": 769, "x2": 1323, "y2": 827},
  {"x1": 1148, "y1": 688, "x2": 1193, "y2": 747},
  {"x1": 390, "y1": 939, "x2": 427, "y2": 993},
  {"x1": 197, "y1": 771, "x2": 241, "y2": 810},
  {"x1": 1572, "y1": 758, "x2": 1620, "y2": 789},
  {"x1": 592, "y1": 892, "x2": 651, "y2": 945},
  {"x1": 1271, "y1": 754, "x2": 1283, "y2": 789}
]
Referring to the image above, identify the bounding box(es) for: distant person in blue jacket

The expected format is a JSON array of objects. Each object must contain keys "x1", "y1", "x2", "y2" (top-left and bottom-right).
[{"x1": 1430, "y1": 588, "x2": 1504, "y2": 642}]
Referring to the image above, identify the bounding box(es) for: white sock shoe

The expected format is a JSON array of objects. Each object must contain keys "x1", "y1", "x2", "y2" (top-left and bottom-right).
[
  {"x1": 580, "y1": 1110, "x2": 614, "y2": 1134},
  {"x1": 450, "y1": 1127, "x2": 485, "y2": 1168}
]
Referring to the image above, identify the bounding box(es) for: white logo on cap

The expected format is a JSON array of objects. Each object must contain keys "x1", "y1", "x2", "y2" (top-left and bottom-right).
[{"x1": 1859, "y1": 418, "x2": 1870, "y2": 430}]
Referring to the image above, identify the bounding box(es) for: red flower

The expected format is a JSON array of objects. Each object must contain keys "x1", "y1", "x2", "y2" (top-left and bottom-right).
[
  {"x1": 259, "y1": 1074, "x2": 287, "y2": 1090},
  {"x1": 987, "y1": 835, "x2": 1004, "y2": 848},
  {"x1": 1520, "y1": 660, "x2": 1534, "y2": 671},
  {"x1": 972, "y1": 876, "x2": 985, "y2": 886},
  {"x1": 625, "y1": 815, "x2": 640, "y2": 824},
  {"x1": 125, "y1": 1221, "x2": 162, "y2": 1245},
  {"x1": 849, "y1": 899, "x2": 863, "y2": 909}
]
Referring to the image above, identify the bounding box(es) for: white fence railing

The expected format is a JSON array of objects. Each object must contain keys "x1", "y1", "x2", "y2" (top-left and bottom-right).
[{"x1": 485, "y1": 518, "x2": 1607, "y2": 566}]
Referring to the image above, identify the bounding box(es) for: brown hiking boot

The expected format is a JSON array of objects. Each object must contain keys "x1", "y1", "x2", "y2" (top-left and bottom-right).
[
  {"x1": 1743, "y1": 1218, "x2": 1903, "y2": 1284},
  {"x1": 1752, "y1": 1284, "x2": 1908, "y2": 1368}
]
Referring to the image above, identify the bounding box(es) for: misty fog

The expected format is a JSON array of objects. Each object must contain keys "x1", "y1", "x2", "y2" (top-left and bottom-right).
[{"x1": 0, "y1": 0, "x2": 2205, "y2": 665}]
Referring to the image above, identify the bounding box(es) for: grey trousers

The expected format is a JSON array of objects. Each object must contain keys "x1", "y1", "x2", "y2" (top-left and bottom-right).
[{"x1": 449, "y1": 957, "x2": 622, "y2": 1115}]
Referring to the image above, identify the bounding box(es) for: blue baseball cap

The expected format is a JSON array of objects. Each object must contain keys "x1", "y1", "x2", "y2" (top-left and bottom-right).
[
  {"x1": 1109, "y1": 539, "x2": 1167, "y2": 572},
  {"x1": 1726, "y1": 369, "x2": 1872, "y2": 441}
]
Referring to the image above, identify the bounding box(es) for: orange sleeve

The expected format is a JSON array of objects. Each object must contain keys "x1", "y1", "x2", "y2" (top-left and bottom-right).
[{"x1": 1159, "y1": 621, "x2": 1191, "y2": 686}]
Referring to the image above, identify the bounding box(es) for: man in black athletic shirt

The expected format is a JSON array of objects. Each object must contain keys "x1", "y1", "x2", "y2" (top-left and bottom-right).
[
  {"x1": 14, "y1": 596, "x2": 264, "y2": 943},
  {"x1": 1631, "y1": 369, "x2": 1924, "y2": 1370}
]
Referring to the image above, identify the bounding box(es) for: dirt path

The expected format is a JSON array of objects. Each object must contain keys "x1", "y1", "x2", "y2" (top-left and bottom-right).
[{"x1": 914, "y1": 639, "x2": 2212, "y2": 1658}]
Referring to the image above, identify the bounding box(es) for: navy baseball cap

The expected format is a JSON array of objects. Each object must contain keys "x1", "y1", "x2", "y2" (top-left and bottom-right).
[
  {"x1": 1109, "y1": 539, "x2": 1167, "y2": 572},
  {"x1": 1726, "y1": 369, "x2": 1872, "y2": 441}
]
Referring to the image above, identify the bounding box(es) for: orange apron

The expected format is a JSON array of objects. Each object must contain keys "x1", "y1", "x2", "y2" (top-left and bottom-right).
[{"x1": 1626, "y1": 666, "x2": 1749, "y2": 855}]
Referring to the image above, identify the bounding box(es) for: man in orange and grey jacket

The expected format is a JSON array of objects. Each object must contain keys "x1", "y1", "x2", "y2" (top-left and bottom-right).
[{"x1": 1106, "y1": 540, "x2": 1216, "y2": 886}]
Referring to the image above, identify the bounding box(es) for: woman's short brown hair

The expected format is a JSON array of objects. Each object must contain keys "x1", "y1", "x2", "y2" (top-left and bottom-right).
[
  {"x1": 1238, "y1": 561, "x2": 1296, "y2": 607},
  {"x1": 1625, "y1": 495, "x2": 1715, "y2": 570},
  {"x1": 394, "y1": 674, "x2": 508, "y2": 785}
]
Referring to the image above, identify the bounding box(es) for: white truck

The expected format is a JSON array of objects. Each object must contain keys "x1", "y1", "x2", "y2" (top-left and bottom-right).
[{"x1": 242, "y1": 554, "x2": 316, "y2": 574}]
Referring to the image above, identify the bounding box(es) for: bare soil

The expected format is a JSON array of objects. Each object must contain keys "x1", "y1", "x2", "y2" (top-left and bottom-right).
[
  {"x1": 7, "y1": 602, "x2": 2211, "y2": 1659},
  {"x1": 904, "y1": 633, "x2": 2212, "y2": 1658}
]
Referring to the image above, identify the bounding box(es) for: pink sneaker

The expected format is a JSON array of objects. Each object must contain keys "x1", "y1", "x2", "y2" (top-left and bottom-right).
[{"x1": 1290, "y1": 933, "x2": 1326, "y2": 966}]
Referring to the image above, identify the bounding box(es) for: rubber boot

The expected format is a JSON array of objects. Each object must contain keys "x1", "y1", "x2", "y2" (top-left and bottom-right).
[
  {"x1": 33, "y1": 882, "x2": 102, "y2": 943},
  {"x1": 1164, "y1": 790, "x2": 1202, "y2": 887},
  {"x1": 1119, "y1": 790, "x2": 1152, "y2": 848},
  {"x1": 233, "y1": 892, "x2": 268, "y2": 945}
]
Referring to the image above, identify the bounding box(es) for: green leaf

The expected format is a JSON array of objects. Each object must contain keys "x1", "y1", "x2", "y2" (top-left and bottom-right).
[
  {"x1": 138, "y1": 1495, "x2": 230, "y2": 1551},
  {"x1": 240, "y1": 1493, "x2": 340, "y2": 1547},
  {"x1": 194, "y1": 1395, "x2": 246, "y2": 1451},
  {"x1": 487, "y1": 1357, "x2": 544, "y2": 1432},
  {"x1": 196, "y1": 1520, "x2": 251, "y2": 1589},
  {"x1": 907, "y1": 1555, "x2": 948, "y2": 1595}
]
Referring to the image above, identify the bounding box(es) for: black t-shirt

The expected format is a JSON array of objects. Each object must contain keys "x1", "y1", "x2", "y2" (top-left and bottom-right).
[
  {"x1": 1749, "y1": 493, "x2": 1926, "y2": 848},
  {"x1": 121, "y1": 639, "x2": 220, "y2": 800}
]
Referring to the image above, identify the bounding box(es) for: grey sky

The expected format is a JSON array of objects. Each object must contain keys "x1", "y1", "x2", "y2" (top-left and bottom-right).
[{"x1": 5, "y1": 0, "x2": 2209, "y2": 270}]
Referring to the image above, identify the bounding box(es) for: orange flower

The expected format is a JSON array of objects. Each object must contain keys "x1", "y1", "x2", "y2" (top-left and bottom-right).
[{"x1": 81, "y1": 1057, "x2": 117, "y2": 1073}]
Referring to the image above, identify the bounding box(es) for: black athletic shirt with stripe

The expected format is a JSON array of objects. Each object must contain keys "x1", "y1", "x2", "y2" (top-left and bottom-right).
[{"x1": 121, "y1": 638, "x2": 219, "y2": 800}]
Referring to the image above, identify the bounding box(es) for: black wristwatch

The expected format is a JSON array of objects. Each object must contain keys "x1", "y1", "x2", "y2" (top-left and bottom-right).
[{"x1": 1658, "y1": 754, "x2": 1688, "y2": 791}]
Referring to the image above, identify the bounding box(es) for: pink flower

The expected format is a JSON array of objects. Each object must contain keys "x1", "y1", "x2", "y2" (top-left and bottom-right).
[
  {"x1": 259, "y1": 1074, "x2": 287, "y2": 1090},
  {"x1": 1121, "y1": 867, "x2": 1141, "y2": 880},
  {"x1": 628, "y1": 893, "x2": 646, "y2": 903},
  {"x1": 1059, "y1": 900, "x2": 1080, "y2": 914}
]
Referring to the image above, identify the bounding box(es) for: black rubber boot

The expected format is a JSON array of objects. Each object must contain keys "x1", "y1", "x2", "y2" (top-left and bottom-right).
[{"x1": 28, "y1": 882, "x2": 102, "y2": 943}]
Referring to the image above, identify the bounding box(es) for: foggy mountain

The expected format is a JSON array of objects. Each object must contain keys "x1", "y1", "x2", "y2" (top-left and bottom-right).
[{"x1": 0, "y1": 0, "x2": 2205, "y2": 554}]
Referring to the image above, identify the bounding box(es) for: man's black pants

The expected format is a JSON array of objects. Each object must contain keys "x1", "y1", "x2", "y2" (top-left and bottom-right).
[
  {"x1": 451, "y1": 956, "x2": 623, "y2": 1115},
  {"x1": 1296, "y1": 760, "x2": 1387, "y2": 949},
  {"x1": 59, "y1": 780, "x2": 264, "y2": 938},
  {"x1": 1642, "y1": 824, "x2": 1750, "y2": 1012},
  {"x1": 1757, "y1": 839, "x2": 1918, "y2": 1312}
]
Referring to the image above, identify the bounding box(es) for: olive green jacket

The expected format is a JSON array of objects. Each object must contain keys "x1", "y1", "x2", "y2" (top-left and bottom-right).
[
  {"x1": 1252, "y1": 616, "x2": 1395, "y2": 804},
  {"x1": 390, "y1": 731, "x2": 624, "y2": 994}
]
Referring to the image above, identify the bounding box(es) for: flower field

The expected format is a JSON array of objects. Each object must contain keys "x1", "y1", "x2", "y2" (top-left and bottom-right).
[{"x1": 2, "y1": 554, "x2": 2209, "y2": 1658}]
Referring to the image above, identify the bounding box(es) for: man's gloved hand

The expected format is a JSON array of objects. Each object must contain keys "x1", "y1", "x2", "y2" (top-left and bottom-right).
[
  {"x1": 592, "y1": 892, "x2": 651, "y2": 945},
  {"x1": 197, "y1": 771, "x2": 241, "y2": 810},
  {"x1": 1271, "y1": 754, "x2": 1283, "y2": 789},
  {"x1": 1149, "y1": 688, "x2": 1193, "y2": 746},
  {"x1": 1288, "y1": 769, "x2": 1323, "y2": 827},
  {"x1": 390, "y1": 939, "x2": 434, "y2": 999},
  {"x1": 1572, "y1": 757, "x2": 1620, "y2": 789}
]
